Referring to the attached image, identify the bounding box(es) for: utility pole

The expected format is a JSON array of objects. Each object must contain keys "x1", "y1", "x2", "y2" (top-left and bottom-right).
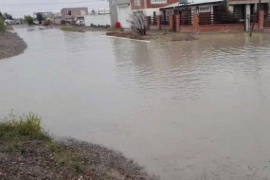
[{"x1": 250, "y1": 0, "x2": 262, "y2": 36}]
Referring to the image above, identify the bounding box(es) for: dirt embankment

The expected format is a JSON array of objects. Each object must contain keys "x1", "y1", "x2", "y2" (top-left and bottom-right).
[
  {"x1": 0, "y1": 139, "x2": 157, "y2": 180},
  {"x1": 0, "y1": 31, "x2": 27, "y2": 60},
  {"x1": 0, "y1": 114, "x2": 158, "y2": 180}
]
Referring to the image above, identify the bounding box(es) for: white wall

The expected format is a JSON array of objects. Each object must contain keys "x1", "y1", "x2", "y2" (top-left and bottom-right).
[
  {"x1": 133, "y1": 8, "x2": 161, "y2": 16},
  {"x1": 84, "y1": 13, "x2": 111, "y2": 26},
  {"x1": 143, "y1": 8, "x2": 162, "y2": 16},
  {"x1": 117, "y1": 4, "x2": 132, "y2": 28},
  {"x1": 191, "y1": 4, "x2": 214, "y2": 15}
]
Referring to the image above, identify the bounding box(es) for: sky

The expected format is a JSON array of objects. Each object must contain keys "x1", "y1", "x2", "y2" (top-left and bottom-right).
[{"x1": 0, "y1": 0, "x2": 109, "y2": 18}]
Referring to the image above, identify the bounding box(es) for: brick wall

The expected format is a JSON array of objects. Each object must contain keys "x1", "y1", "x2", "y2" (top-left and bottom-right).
[
  {"x1": 180, "y1": 25, "x2": 196, "y2": 32},
  {"x1": 131, "y1": 0, "x2": 178, "y2": 10},
  {"x1": 131, "y1": 0, "x2": 145, "y2": 10},
  {"x1": 145, "y1": 0, "x2": 178, "y2": 8},
  {"x1": 148, "y1": 10, "x2": 267, "y2": 32}
]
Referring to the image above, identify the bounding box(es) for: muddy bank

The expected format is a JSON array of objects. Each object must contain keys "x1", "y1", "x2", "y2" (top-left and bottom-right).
[
  {"x1": 0, "y1": 139, "x2": 157, "y2": 180},
  {"x1": 0, "y1": 31, "x2": 27, "y2": 60},
  {"x1": 0, "y1": 114, "x2": 157, "y2": 180}
]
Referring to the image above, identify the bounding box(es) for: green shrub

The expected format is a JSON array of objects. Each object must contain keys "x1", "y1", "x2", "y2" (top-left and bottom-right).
[
  {"x1": 0, "y1": 17, "x2": 6, "y2": 31},
  {"x1": 60, "y1": 26, "x2": 84, "y2": 32},
  {"x1": 24, "y1": 15, "x2": 34, "y2": 25},
  {"x1": 0, "y1": 113, "x2": 85, "y2": 173},
  {"x1": 0, "y1": 113, "x2": 51, "y2": 143}
]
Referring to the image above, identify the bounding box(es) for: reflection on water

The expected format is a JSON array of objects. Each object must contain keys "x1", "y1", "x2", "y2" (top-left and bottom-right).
[{"x1": 1, "y1": 28, "x2": 270, "y2": 180}]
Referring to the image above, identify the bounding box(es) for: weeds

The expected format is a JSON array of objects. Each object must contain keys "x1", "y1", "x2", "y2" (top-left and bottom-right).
[
  {"x1": 0, "y1": 113, "x2": 84, "y2": 173},
  {"x1": 48, "y1": 140, "x2": 59, "y2": 153},
  {"x1": 74, "y1": 162, "x2": 83, "y2": 173},
  {"x1": 0, "y1": 17, "x2": 6, "y2": 32},
  {"x1": 0, "y1": 113, "x2": 49, "y2": 153},
  {"x1": 54, "y1": 152, "x2": 72, "y2": 166},
  {"x1": 5, "y1": 26, "x2": 13, "y2": 30},
  {"x1": 0, "y1": 113, "x2": 50, "y2": 142},
  {"x1": 60, "y1": 26, "x2": 84, "y2": 32}
]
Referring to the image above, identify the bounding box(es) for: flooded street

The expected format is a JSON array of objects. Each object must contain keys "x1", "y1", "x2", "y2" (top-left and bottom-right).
[{"x1": 1, "y1": 28, "x2": 270, "y2": 179}]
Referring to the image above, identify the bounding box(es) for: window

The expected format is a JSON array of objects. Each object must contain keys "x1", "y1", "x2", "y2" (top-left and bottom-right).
[
  {"x1": 134, "y1": 0, "x2": 141, "y2": 6},
  {"x1": 81, "y1": 10, "x2": 86, "y2": 15},
  {"x1": 151, "y1": 0, "x2": 166, "y2": 4},
  {"x1": 199, "y1": 6, "x2": 210, "y2": 13},
  {"x1": 66, "y1": 10, "x2": 72, "y2": 15},
  {"x1": 192, "y1": 8, "x2": 198, "y2": 14}
]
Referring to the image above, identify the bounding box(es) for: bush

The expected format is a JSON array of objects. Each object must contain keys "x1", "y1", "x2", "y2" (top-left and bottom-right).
[
  {"x1": 60, "y1": 26, "x2": 84, "y2": 32},
  {"x1": 128, "y1": 12, "x2": 146, "y2": 35},
  {"x1": 24, "y1": 15, "x2": 34, "y2": 25},
  {"x1": 0, "y1": 17, "x2": 6, "y2": 31},
  {"x1": 0, "y1": 113, "x2": 51, "y2": 143},
  {"x1": 0, "y1": 113, "x2": 84, "y2": 172}
]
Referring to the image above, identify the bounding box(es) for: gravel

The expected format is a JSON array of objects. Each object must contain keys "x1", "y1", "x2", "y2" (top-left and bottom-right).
[
  {"x1": 0, "y1": 31, "x2": 27, "y2": 60},
  {"x1": 0, "y1": 139, "x2": 158, "y2": 180}
]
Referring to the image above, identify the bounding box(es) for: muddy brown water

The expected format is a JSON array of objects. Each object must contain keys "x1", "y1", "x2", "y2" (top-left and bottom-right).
[{"x1": 1, "y1": 28, "x2": 270, "y2": 180}]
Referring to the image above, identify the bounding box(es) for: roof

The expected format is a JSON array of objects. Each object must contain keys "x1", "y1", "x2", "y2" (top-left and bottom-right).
[
  {"x1": 160, "y1": 0, "x2": 224, "y2": 9},
  {"x1": 61, "y1": 7, "x2": 88, "y2": 10},
  {"x1": 4, "y1": 19, "x2": 13, "y2": 22},
  {"x1": 33, "y1": 12, "x2": 53, "y2": 15}
]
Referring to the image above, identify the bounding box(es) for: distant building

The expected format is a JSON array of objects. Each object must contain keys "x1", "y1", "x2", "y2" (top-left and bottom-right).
[
  {"x1": 4, "y1": 19, "x2": 14, "y2": 25},
  {"x1": 60, "y1": 7, "x2": 89, "y2": 24},
  {"x1": 90, "y1": 8, "x2": 110, "y2": 15},
  {"x1": 109, "y1": 0, "x2": 132, "y2": 28},
  {"x1": 53, "y1": 12, "x2": 62, "y2": 25},
  {"x1": 13, "y1": 18, "x2": 23, "y2": 25},
  {"x1": 61, "y1": 7, "x2": 88, "y2": 17}
]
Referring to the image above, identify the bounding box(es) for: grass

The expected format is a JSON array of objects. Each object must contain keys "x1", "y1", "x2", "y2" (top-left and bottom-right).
[
  {"x1": 60, "y1": 26, "x2": 84, "y2": 32},
  {"x1": 0, "y1": 113, "x2": 51, "y2": 145},
  {"x1": 107, "y1": 26, "x2": 124, "y2": 32},
  {"x1": 0, "y1": 18, "x2": 6, "y2": 32},
  {"x1": 0, "y1": 113, "x2": 83, "y2": 173}
]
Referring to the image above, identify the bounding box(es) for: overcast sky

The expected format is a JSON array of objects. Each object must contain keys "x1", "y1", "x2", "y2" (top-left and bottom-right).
[{"x1": 0, "y1": 0, "x2": 109, "y2": 18}]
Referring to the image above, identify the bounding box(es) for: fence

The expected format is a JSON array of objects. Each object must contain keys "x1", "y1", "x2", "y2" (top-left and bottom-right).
[
  {"x1": 147, "y1": 10, "x2": 267, "y2": 32},
  {"x1": 199, "y1": 12, "x2": 245, "y2": 25},
  {"x1": 160, "y1": 16, "x2": 169, "y2": 25},
  {"x1": 180, "y1": 13, "x2": 192, "y2": 25},
  {"x1": 149, "y1": 16, "x2": 157, "y2": 25},
  {"x1": 250, "y1": 14, "x2": 258, "y2": 23},
  {"x1": 264, "y1": 13, "x2": 270, "y2": 27}
]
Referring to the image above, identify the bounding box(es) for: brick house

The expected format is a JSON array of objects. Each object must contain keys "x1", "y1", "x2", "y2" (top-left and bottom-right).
[
  {"x1": 148, "y1": 0, "x2": 268, "y2": 32},
  {"x1": 61, "y1": 7, "x2": 88, "y2": 17},
  {"x1": 130, "y1": 0, "x2": 178, "y2": 16}
]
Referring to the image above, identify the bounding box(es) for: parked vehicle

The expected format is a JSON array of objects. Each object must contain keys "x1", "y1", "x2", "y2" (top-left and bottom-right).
[{"x1": 76, "y1": 20, "x2": 85, "y2": 26}]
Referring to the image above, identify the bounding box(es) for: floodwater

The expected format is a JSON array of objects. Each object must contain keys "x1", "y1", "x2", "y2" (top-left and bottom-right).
[{"x1": 1, "y1": 28, "x2": 270, "y2": 180}]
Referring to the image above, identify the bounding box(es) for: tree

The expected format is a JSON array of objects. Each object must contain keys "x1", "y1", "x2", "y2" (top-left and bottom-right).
[
  {"x1": 3, "y1": 13, "x2": 13, "y2": 20},
  {"x1": 218, "y1": 0, "x2": 230, "y2": 14},
  {"x1": 24, "y1": 15, "x2": 34, "y2": 25},
  {"x1": 36, "y1": 13, "x2": 44, "y2": 24},
  {"x1": 128, "y1": 12, "x2": 147, "y2": 35},
  {"x1": 0, "y1": 12, "x2": 13, "y2": 20}
]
